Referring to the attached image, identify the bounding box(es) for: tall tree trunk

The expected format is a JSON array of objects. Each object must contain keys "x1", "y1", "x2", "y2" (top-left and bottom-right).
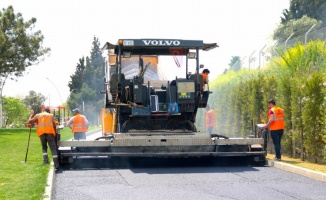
[
  {"x1": 0, "y1": 74, "x2": 9, "y2": 128},
  {"x1": 291, "y1": 113, "x2": 296, "y2": 158},
  {"x1": 0, "y1": 88, "x2": 3, "y2": 128},
  {"x1": 301, "y1": 130, "x2": 305, "y2": 161},
  {"x1": 0, "y1": 97, "x2": 2, "y2": 128}
]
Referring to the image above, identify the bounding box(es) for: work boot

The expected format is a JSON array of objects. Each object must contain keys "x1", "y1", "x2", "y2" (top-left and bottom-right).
[
  {"x1": 54, "y1": 163, "x2": 60, "y2": 169},
  {"x1": 53, "y1": 157, "x2": 60, "y2": 169},
  {"x1": 43, "y1": 155, "x2": 49, "y2": 163},
  {"x1": 42, "y1": 161, "x2": 49, "y2": 165},
  {"x1": 43, "y1": 155, "x2": 49, "y2": 165}
]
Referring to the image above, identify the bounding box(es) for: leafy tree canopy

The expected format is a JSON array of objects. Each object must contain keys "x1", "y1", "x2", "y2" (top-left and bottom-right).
[
  {"x1": 273, "y1": 15, "x2": 322, "y2": 42},
  {"x1": 23, "y1": 90, "x2": 46, "y2": 113},
  {"x1": 68, "y1": 57, "x2": 86, "y2": 93},
  {"x1": 85, "y1": 36, "x2": 105, "y2": 99},
  {"x1": 2, "y1": 96, "x2": 29, "y2": 127},
  {"x1": 228, "y1": 56, "x2": 242, "y2": 72},
  {"x1": 0, "y1": 6, "x2": 50, "y2": 127},
  {"x1": 0, "y1": 6, "x2": 50, "y2": 89},
  {"x1": 281, "y1": 0, "x2": 326, "y2": 25}
]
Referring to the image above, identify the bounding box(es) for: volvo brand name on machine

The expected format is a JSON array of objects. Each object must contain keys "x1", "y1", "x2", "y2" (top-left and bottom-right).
[{"x1": 142, "y1": 40, "x2": 181, "y2": 46}]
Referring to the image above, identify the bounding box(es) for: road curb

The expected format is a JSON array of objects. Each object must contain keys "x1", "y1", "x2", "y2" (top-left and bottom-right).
[
  {"x1": 267, "y1": 159, "x2": 326, "y2": 182},
  {"x1": 43, "y1": 162, "x2": 55, "y2": 200}
]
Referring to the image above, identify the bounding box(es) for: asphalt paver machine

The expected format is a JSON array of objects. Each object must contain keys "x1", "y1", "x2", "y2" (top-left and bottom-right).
[{"x1": 57, "y1": 39, "x2": 266, "y2": 165}]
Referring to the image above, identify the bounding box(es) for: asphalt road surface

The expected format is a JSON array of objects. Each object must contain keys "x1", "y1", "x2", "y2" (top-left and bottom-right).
[{"x1": 52, "y1": 157, "x2": 326, "y2": 200}]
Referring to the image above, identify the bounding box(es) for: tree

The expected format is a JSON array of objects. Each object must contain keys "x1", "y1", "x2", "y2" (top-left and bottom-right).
[
  {"x1": 273, "y1": 15, "x2": 322, "y2": 42},
  {"x1": 84, "y1": 56, "x2": 93, "y2": 90},
  {"x1": 84, "y1": 36, "x2": 105, "y2": 100},
  {"x1": 2, "y1": 96, "x2": 29, "y2": 127},
  {"x1": 68, "y1": 57, "x2": 86, "y2": 92},
  {"x1": 281, "y1": 0, "x2": 326, "y2": 25},
  {"x1": 68, "y1": 36, "x2": 105, "y2": 124},
  {"x1": 23, "y1": 90, "x2": 46, "y2": 113},
  {"x1": 302, "y1": 73, "x2": 326, "y2": 163},
  {"x1": 90, "y1": 37, "x2": 105, "y2": 98},
  {"x1": 228, "y1": 56, "x2": 242, "y2": 71},
  {"x1": 0, "y1": 6, "x2": 50, "y2": 127}
]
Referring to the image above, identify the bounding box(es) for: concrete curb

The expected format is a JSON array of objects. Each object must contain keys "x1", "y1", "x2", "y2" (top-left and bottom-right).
[
  {"x1": 267, "y1": 159, "x2": 326, "y2": 182},
  {"x1": 43, "y1": 162, "x2": 55, "y2": 200}
]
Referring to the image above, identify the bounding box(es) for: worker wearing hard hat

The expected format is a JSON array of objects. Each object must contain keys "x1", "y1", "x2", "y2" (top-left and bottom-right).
[{"x1": 66, "y1": 108, "x2": 89, "y2": 140}]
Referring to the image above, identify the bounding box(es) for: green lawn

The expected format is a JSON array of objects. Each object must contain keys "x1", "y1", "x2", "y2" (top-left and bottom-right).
[
  {"x1": 0, "y1": 128, "x2": 50, "y2": 200},
  {"x1": 0, "y1": 126, "x2": 100, "y2": 200}
]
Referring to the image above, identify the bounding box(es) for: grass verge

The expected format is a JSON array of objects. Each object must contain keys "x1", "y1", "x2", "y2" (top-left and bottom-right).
[
  {"x1": 0, "y1": 126, "x2": 100, "y2": 200},
  {"x1": 266, "y1": 154, "x2": 326, "y2": 173},
  {"x1": 0, "y1": 128, "x2": 49, "y2": 200}
]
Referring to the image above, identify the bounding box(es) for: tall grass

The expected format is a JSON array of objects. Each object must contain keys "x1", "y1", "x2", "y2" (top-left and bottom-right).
[{"x1": 205, "y1": 40, "x2": 326, "y2": 163}]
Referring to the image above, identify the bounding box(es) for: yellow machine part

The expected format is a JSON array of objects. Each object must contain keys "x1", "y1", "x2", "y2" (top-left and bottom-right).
[{"x1": 100, "y1": 108, "x2": 116, "y2": 135}]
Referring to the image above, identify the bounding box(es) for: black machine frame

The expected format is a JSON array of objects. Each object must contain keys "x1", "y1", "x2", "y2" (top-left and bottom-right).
[
  {"x1": 56, "y1": 39, "x2": 266, "y2": 166},
  {"x1": 103, "y1": 39, "x2": 218, "y2": 133}
]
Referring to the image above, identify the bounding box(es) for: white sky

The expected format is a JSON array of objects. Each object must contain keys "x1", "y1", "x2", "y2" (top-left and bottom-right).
[{"x1": 2, "y1": 0, "x2": 289, "y2": 106}]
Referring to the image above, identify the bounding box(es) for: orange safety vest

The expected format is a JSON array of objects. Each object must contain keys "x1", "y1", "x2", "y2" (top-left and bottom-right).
[
  {"x1": 269, "y1": 106, "x2": 284, "y2": 130},
  {"x1": 201, "y1": 73, "x2": 208, "y2": 90},
  {"x1": 36, "y1": 112, "x2": 56, "y2": 137},
  {"x1": 202, "y1": 73, "x2": 208, "y2": 84},
  {"x1": 206, "y1": 109, "x2": 216, "y2": 127},
  {"x1": 71, "y1": 114, "x2": 88, "y2": 133}
]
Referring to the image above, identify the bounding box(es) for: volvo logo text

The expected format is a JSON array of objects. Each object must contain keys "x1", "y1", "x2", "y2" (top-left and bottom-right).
[{"x1": 142, "y1": 40, "x2": 181, "y2": 46}]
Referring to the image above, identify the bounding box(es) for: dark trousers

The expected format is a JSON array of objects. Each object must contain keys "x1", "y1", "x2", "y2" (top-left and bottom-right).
[
  {"x1": 270, "y1": 129, "x2": 284, "y2": 159},
  {"x1": 40, "y1": 134, "x2": 59, "y2": 167}
]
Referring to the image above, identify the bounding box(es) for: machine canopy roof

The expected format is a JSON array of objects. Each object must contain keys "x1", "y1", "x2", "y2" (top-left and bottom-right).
[{"x1": 103, "y1": 39, "x2": 218, "y2": 56}]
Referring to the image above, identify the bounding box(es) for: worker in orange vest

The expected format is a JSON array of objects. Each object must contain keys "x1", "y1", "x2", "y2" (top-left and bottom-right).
[
  {"x1": 201, "y1": 68, "x2": 210, "y2": 91},
  {"x1": 28, "y1": 106, "x2": 60, "y2": 168},
  {"x1": 66, "y1": 108, "x2": 89, "y2": 140},
  {"x1": 206, "y1": 104, "x2": 216, "y2": 134},
  {"x1": 263, "y1": 99, "x2": 285, "y2": 161}
]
